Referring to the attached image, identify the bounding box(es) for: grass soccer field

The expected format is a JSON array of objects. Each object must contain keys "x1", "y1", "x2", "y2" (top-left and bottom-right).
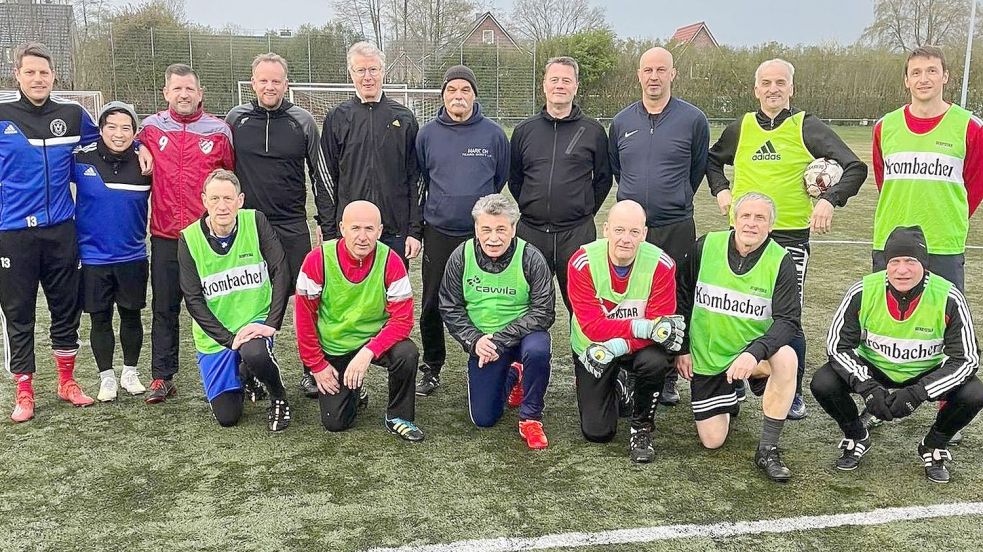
[{"x1": 2, "y1": 126, "x2": 983, "y2": 551}]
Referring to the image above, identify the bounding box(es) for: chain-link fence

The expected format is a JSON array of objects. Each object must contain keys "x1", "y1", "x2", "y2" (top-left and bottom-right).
[{"x1": 73, "y1": 27, "x2": 538, "y2": 122}]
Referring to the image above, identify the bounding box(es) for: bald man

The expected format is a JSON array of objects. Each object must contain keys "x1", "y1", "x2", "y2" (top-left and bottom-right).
[
  {"x1": 567, "y1": 200, "x2": 684, "y2": 463},
  {"x1": 295, "y1": 200, "x2": 424, "y2": 441},
  {"x1": 706, "y1": 58, "x2": 868, "y2": 419},
  {"x1": 608, "y1": 47, "x2": 710, "y2": 407}
]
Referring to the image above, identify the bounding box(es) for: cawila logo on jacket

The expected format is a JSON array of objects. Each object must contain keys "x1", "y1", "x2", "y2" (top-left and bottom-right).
[{"x1": 200, "y1": 262, "x2": 269, "y2": 299}]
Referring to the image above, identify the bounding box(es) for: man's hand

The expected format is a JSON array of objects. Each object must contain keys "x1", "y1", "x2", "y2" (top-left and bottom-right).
[
  {"x1": 314, "y1": 226, "x2": 324, "y2": 247},
  {"x1": 342, "y1": 347, "x2": 374, "y2": 389},
  {"x1": 632, "y1": 316, "x2": 685, "y2": 353},
  {"x1": 725, "y1": 352, "x2": 758, "y2": 384},
  {"x1": 863, "y1": 386, "x2": 894, "y2": 422},
  {"x1": 579, "y1": 342, "x2": 618, "y2": 379},
  {"x1": 715, "y1": 189, "x2": 733, "y2": 216},
  {"x1": 405, "y1": 236, "x2": 422, "y2": 260},
  {"x1": 675, "y1": 354, "x2": 693, "y2": 381},
  {"x1": 474, "y1": 334, "x2": 499, "y2": 368},
  {"x1": 137, "y1": 145, "x2": 154, "y2": 176},
  {"x1": 809, "y1": 199, "x2": 834, "y2": 234},
  {"x1": 312, "y1": 364, "x2": 341, "y2": 395},
  {"x1": 885, "y1": 386, "x2": 926, "y2": 419},
  {"x1": 231, "y1": 323, "x2": 276, "y2": 350}
]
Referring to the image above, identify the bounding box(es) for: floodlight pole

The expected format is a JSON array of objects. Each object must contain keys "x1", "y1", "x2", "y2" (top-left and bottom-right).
[{"x1": 960, "y1": 0, "x2": 977, "y2": 106}]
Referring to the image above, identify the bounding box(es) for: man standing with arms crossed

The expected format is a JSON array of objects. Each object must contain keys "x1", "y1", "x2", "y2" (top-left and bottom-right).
[
  {"x1": 706, "y1": 58, "x2": 868, "y2": 419},
  {"x1": 1, "y1": 42, "x2": 101, "y2": 421},
  {"x1": 139, "y1": 63, "x2": 235, "y2": 404},
  {"x1": 608, "y1": 46, "x2": 709, "y2": 406},
  {"x1": 415, "y1": 65, "x2": 509, "y2": 397},
  {"x1": 226, "y1": 53, "x2": 333, "y2": 398},
  {"x1": 321, "y1": 42, "x2": 422, "y2": 265},
  {"x1": 872, "y1": 46, "x2": 982, "y2": 292},
  {"x1": 509, "y1": 56, "x2": 611, "y2": 315}
]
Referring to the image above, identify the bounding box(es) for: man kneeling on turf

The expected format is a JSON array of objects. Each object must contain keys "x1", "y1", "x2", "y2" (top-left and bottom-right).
[
  {"x1": 812, "y1": 226, "x2": 981, "y2": 483},
  {"x1": 439, "y1": 194, "x2": 555, "y2": 449},
  {"x1": 178, "y1": 169, "x2": 292, "y2": 431},
  {"x1": 567, "y1": 200, "x2": 684, "y2": 463},
  {"x1": 295, "y1": 200, "x2": 424, "y2": 442},
  {"x1": 676, "y1": 192, "x2": 801, "y2": 482}
]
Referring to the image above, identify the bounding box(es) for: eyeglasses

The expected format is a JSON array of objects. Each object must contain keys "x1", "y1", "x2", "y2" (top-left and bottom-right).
[{"x1": 351, "y1": 66, "x2": 382, "y2": 78}]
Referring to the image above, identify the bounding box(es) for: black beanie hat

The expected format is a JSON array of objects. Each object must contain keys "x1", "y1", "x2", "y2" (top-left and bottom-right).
[
  {"x1": 442, "y1": 65, "x2": 478, "y2": 96},
  {"x1": 884, "y1": 225, "x2": 929, "y2": 267}
]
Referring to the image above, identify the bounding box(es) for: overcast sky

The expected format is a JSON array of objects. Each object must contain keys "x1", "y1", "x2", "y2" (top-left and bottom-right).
[{"x1": 177, "y1": 0, "x2": 875, "y2": 46}]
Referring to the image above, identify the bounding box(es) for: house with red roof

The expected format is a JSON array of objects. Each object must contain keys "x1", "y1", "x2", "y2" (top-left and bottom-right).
[{"x1": 669, "y1": 21, "x2": 719, "y2": 49}]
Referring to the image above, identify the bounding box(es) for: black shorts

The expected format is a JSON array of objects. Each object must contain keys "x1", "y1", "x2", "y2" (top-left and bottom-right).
[
  {"x1": 81, "y1": 259, "x2": 149, "y2": 313},
  {"x1": 690, "y1": 373, "x2": 741, "y2": 421}
]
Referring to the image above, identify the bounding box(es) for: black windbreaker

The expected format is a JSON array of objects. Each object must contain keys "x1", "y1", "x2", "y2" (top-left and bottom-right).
[
  {"x1": 508, "y1": 104, "x2": 612, "y2": 231},
  {"x1": 321, "y1": 93, "x2": 421, "y2": 240}
]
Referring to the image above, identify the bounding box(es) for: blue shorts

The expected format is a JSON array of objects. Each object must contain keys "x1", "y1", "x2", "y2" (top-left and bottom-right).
[{"x1": 196, "y1": 349, "x2": 242, "y2": 402}]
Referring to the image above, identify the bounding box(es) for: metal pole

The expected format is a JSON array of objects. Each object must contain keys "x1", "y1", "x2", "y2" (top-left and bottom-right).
[
  {"x1": 150, "y1": 28, "x2": 158, "y2": 111},
  {"x1": 109, "y1": 22, "x2": 118, "y2": 99},
  {"x1": 230, "y1": 31, "x2": 236, "y2": 108},
  {"x1": 307, "y1": 34, "x2": 313, "y2": 82},
  {"x1": 496, "y1": 42, "x2": 501, "y2": 120},
  {"x1": 188, "y1": 30, "x2": 194, "y2": 68},
  {"x1": 960, "y1": 0, "x2": 977, "y2": 107}
]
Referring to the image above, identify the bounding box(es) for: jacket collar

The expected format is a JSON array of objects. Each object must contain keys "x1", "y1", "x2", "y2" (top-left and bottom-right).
[
  {"x1": 168, "y1": 106, "x2": 204, "y2": 124},
  {"x1": 436, "y1": 102, "x2": 484, "y2": 126},
  {"x1": 541, "y1": 103, "x2": 583, "y2": 122},
  {"x1": 95, "y1": 139, "x2": 136, "y2": 163}
]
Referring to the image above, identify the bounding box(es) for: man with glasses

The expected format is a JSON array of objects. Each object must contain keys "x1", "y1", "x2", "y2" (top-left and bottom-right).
[{"x1": 321, "y1": 41, "x2": 422, "y2": 265}]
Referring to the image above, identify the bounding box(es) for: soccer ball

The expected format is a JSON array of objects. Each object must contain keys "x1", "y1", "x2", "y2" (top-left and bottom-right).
[{"x1": 803, "y1": 158, "x2": 843, "y2": 198}]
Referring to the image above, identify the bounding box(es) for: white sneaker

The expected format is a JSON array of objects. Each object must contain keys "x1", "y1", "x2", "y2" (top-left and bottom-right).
[
  {"x1": 98, "y1": 377, "x2": 119, "y2": 402},
  {"x1": 120, "y1": 370, "x2": 146, "y2": 395}
]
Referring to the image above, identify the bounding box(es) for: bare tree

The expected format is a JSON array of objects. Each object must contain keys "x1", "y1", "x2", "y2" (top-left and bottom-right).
[
  {"x1": 333, "y1": 0, "x2": 385, "y2": 49},
  {"x1": 860, "y1": 0, "x2": 978, "y2": 51},
  {"x1": 508, "y1": 0, "x2": 606, "y2": 43}
]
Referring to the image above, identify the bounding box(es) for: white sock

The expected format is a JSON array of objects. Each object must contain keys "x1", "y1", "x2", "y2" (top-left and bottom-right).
[
  {"x1": 99, "y1": 369, "x2": 116, "y2": 382},
  {"x1": 122, "y1": 365, "x2": 138, "y2": 375}
]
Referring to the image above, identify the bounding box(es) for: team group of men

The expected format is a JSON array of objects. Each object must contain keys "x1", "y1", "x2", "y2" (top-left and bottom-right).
[{"x1": 1, "y1": 38, "x2": 981, "y2": 483}]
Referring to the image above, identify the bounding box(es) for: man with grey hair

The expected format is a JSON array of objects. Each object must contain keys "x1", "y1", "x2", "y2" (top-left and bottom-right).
[
  {"x1": 177, "y1": 169, "x2": 292, "y2": 431},
  {"x1": 321, "y1": 41, "x2": 422, "y2": 266},
  {"x1": 509, "y1": 56, "x2": 611, "y2": 314},
  {"x1": 226, "y1": 52, "x2": 334, "y2": 398},
  {"x1": 676, "y1": 192, "x2": 802, "y2": 481},
  {"x1": 438, "y1": 194, "x2": 555, "y2": 449},
  {"x1": 139, "y1": 62, "x2": 235, "y2": 404},
  {"x1": 706, "y1": 57, "x2": 868, "y2": 419}
]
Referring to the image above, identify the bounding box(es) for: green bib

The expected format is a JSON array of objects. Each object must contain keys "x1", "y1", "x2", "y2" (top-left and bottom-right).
[
  {"x1": 462, "y1": 239, "x2": 530, "y2": 334},
  {"x1": 857, "y1": 271, "x2": 950, "y2": 382},
  {"x1": 873, "y1": 105, "x2": 971, "y2": 255},
  {"x1": 182, "y1": 209, "x2": 272, "y2": 354},
  {"x1": 317, "y1": 240, "x2": 390, "y2": 355},
  {"x1": 731, "y1": 112, "x2": 815, "y2": 230},
  {"x1": 570, "y1": 239, "x2": 662, "y2": 356},
  {"x1": 690, "y1": 231, "x2": 787, "y2": 375}
]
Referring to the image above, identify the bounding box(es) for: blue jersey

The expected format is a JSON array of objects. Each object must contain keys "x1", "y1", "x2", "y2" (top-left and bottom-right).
[
  {"x1": 0, "y1": 91, "x2": 99, "y2": 231},
  {"x1": 73, "y1": 141, "x2": 151, "y2": 265}
]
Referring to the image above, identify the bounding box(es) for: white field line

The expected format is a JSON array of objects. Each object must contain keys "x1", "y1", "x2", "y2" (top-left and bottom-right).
[
  {"x1": 367, "y1": 502, "x2": 983, "y2": 552},
  {"x1": 811, "y1": 239, "x2": 983, "y2": 250}
]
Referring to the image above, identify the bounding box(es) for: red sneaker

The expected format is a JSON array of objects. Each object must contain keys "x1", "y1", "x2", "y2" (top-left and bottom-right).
[
  {"x1": 57, "y1": 379, "x2": 95, "y2": 407},
  {"x1": 507, "y1": 362, "x2": 524, "y2": 408},
  {"x1": 145, "y1": 379, "x2": 177, "y2": 404},
  {"x1": 10, "y1": 390, "x2": 35, "y2": 423},
  {"x1": 519, "y1": 420, "x2": 548, "y2": 450}
]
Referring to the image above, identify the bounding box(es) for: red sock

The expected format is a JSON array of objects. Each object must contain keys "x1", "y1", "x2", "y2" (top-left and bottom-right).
[
  {"x1": 14, "y1": 374, "x2": 33, "y2": 394},
  {"x1": 54, "y1": 350, "x2": 78, "y2": 385}
]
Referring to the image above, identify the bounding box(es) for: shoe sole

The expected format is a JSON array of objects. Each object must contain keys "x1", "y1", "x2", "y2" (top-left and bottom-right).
[
  {"x1": 145, "y1": 389, "x2": 176, "y2": 404},
  {"x1": 60, "y1": 398, "x2": 94, "y2": 407},
  {"x1": 835, "y1": 463, "x2": 860, "y2": 471},
  {"x1": 926, "y1": 474, "x2": 950, "y2": 484},
  {"x1": 98, "y1": 396, "x2": 117, "y2": 403},
  {"x1": 122, "y1": 388, "x2": 145, "y2": 396},
  {"x1": 387, "y1": 428, "x2": 424, "y2": 442},
  {"x1": 786, "y1": 411, "x2": 808, "y2": 420},
  {"x1": 415, "y1": 388, "x2": 436, "y2": 397},
  {"x1": 658, "y1": 398, "x2": 679, "y2": 406}
]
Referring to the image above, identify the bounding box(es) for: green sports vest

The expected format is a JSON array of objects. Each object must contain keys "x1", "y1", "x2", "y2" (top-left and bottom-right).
[
  {"x1": 462, "y1": 239, "x2": 531, "y2": 334},
  {"x1": 731, "y1": 111, "x2": 815, "y2": 230},
  {"x1": 690, "y1": 231, "x2": 787, "y2": 376},
  {"x1": 873, "y1": 105, "x2": 971, "y2": 255},
  {"x1": 857, "y1": 271, "x2": 950, "y2": 382},
  {"x1": 569, "y1": 239, "x2": 662, "y2": 356},
  {"x1": 182, "y1": 209, "x2": 272, "y2": 355},
  {"x1": 316, "y1": 240, "x2": 390, "y2": 355}
]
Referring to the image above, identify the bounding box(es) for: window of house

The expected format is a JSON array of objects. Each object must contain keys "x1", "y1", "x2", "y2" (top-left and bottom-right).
[{"x1": 482, "y1": 30, "x2": 495, "y2": 44}]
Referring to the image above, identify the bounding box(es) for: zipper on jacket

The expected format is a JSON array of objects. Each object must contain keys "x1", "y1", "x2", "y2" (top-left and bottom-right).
[
  {"x1": 265, "y1": 110, "x2": 271, "y2": 153},
  {"x1": 43, "y1": 141, "x2": 50, "y2": 225},
  {"x1": 545, "y1": 121, "x2": 558, "y2": 233}
]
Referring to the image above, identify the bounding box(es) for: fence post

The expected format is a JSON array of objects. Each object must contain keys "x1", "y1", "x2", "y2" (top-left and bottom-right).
[
  {"x1": 531, "y1": 42, "x2": 536, "y2": 116},
  {"x1": 307, "y1": 34, "x2": 313, "y2": 82},
  {"x1": 229, "y1": 30, "x2": 235, "y2": 108},
  {"x1": 109, "y1": 22, "x2": 118, "y2": 100},
  {"x1": 496, "y1": 42, "x2": 501, "y2": 120},
  {"x1": 150, "y1": 27, "x2": 158, "y2": 111},
  {"x1": 188, "y1": 30, "x2": 194, "y2": 68}
]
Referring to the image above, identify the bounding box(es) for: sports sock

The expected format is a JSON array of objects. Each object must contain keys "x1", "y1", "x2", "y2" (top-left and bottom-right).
[
  {"x1": 122, "y1": 365, "x2": 139, "y2": 375},
  {"x1": 99, "y1": 369, "x2": 116, "y2": 382},
  {"x1": 759, "y1": 415, "x2": 786, "y2": 449},
  {"x1": 15, "y1": 374, "x2": 33, "y2": 394},
  {"x1": 924, "y1": 426, "x2": 951, "y2": 450},
  {"x1": 54, "y1": 350, "x2": 78, "y2": 385},
  {"x1": 841, "y1": 418, "x2": 866, "y2": 441}
]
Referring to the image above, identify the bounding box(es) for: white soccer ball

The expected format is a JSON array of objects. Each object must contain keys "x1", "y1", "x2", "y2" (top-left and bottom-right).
[{"x1": 803, "y1": 158, "x2": 843, "y2": 198}]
